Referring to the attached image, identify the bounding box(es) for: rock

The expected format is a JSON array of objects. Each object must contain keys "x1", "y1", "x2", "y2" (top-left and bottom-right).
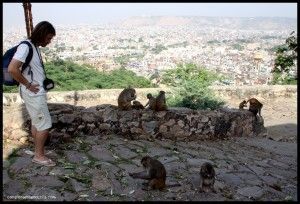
[
  {"x1": 92, "y1": 172, "x2": 111, "y2": 191},
  {"x1": 58, "y1": 114, "x2": 75, "y2": 124},
  {"x1": 237, "y1": 186, "x2": 264, "y2": 200},
  {"x1": 69, "y1": 178, "x2": 87, "y2": 192}
]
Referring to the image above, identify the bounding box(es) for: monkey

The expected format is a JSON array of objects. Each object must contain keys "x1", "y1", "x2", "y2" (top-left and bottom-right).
[
  {"x1": 199, "y1": 162, "x2": 216, "y2": 193},
  {"x1": 239, "y1": 100, "x2": 247, "y2": 109},
  {"x1": 117, "y1": 88, "x2": 137, "y2": 110},
  {"x1": 129, "y1": 156, "x2": 180, "y2": 191},
  {"x1": 144, "y1": 93, "x2": 156, "y2": 111},
  {"x1": 129, "y1": 156, "x2": 166, "y2": 190},
  {"x1": 132, "y1": 100, "x2": 145, "y2": 110},
  {"x1": 155, "y1": 91, "x2": 167, "y2": 111},
  {"x1": 246, "y1": 98, "x2": 263, "y2": 117}
]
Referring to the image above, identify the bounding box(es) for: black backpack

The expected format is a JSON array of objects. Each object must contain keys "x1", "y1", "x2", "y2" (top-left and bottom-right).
[{"x1": 2, "y1": 41, "x2": 33, "y2": 86}]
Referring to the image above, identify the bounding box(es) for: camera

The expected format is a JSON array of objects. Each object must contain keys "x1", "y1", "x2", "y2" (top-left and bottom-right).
[{"x1": 43, "y1": 78, "x2": 55, "y2": 91}]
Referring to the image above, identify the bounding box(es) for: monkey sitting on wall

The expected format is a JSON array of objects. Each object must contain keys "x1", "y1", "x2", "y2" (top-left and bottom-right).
[
  {"x1": 246, "y1": 98, "x2": 263, "y2": 117},
  {"x1": 199, "y1": 162, "x2": 216, "y2": 193},
  {"x1": 129, "y1": 156, "x2": 180, "y2": 191},
  {"x1": 155, "y1": 91, "x2": 167, "y2": 111},
  {"x1": 132, "y1": 100, "x2": 145, "y2": 110},
  {"x1": 117, "y1": 87, "x2": 137, "y2": 110},
  {"x1": 144, "y1": 93, "x2": 156, "y2": 111},
  {"x1": 239, "y1": 100, "x2": 247, "y2": 109}
]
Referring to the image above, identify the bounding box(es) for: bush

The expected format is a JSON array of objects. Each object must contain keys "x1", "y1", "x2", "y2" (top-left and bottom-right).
[
  {"x1": 3, "y1": 85, "x2": 19, "y2": 93},
  {"x1": 162, "y1": 63, "x2": 225, "y2": 110},
  {"x1": 271, "y1": 72, "x2": 297, "y2": 85},
  {"x1": 271, "y1": 31, "x2": 297, "y2": 85}
]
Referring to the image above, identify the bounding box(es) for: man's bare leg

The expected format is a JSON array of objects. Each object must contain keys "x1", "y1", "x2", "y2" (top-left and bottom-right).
[
  {"x1": 31, "y1": 125, "x2": 37, "y2": 141},
  {"x1": 33, "y1": 129, "x2": 50, "y2": 160}
]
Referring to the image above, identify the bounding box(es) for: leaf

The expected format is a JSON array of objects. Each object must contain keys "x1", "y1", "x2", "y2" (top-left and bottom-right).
[
  {"x1": 64, "y1": 164, "x2": 76, "y2": 169},
  {"x1": 79, "y1": 194, "x2": 89, "y2": 198},
  {"x1": 136, "y1": 149, "x2": 143, "y2": 153},
  {"x1": 284, "y1": 195, "x2": 293, "y2": 201},
  {"x1": 83, "y1": 160, "x2": 91, "y2": 165}
]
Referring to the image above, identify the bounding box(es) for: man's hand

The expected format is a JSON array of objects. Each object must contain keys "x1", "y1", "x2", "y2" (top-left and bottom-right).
[{"x1": 27, "y1": 83, "x2": 40, "y2": 94}]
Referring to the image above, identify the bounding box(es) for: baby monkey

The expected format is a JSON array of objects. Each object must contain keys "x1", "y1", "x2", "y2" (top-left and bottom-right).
[
  {"x1": 144, "y1": 93, "x2": 156, "y2": 110},
  {"x1": 239, "y1": 100, "x2": 247, "y2": 109},
  {"x1": 199, "y1": 162, "x2": 216, "y2": 193},
  {"x1": 129, "y1": 156, "x2": 180, "y2": 191},
  {"x1": 132, "y1": 100, "x2": 145, "y2": 110}
]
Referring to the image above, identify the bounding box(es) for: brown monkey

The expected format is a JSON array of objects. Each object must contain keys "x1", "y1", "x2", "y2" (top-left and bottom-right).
[
  {"x1": 117, "y1": 88, "x2": 136, "y2": 110},
  {"x1": 144, "y1": 93, "x2": 156, "y2": 110},
  {"x1": 129, "y1": 156, "x2": 180, "y2": 190},
  {"x1": 132, "y1": 100, "x2": 145, "y2": 110},
  {"x1": 199, "y1": 162, "x2": 216, "y2": 193},
  {"x1": 246, "y1": 98, "x2": 263, "y2": 117},
  {"x1": 155, "y1": 91, "x2": 167, "y2": 111},
  {"x1": 239, "y1": 100, "x2": 247, "y2": 109}
]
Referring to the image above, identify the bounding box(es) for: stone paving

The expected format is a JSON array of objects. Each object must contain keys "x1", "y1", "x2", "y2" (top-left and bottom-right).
[{"x1": 2, "y1": 133, "x2": 297, "y2": 201}]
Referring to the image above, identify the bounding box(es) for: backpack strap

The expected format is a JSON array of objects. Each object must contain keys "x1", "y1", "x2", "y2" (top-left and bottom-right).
[{"x1": 18, "y1": 41, "x2": 33, "y2": 73}]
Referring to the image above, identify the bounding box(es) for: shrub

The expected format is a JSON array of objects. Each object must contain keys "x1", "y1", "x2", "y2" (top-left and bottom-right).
[{"x1": 162, "y1": 63, "x2": 225, "y2": 110}]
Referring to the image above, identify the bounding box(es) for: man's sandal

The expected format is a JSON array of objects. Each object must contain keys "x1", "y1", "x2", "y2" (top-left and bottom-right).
[
  {"x1": 24, "y1": 150, "x2": 53, "y2": 156},
  {"x1": 32, "y1": 158, "x2": 56, "y2": 167}
]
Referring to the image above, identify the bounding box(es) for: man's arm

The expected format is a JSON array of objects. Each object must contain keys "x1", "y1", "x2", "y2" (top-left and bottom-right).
[{"x1": 8, "y1": 59, "x2": 39, "y2": 93}]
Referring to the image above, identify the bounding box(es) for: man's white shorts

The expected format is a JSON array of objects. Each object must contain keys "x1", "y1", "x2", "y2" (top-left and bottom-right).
[{"x1": 21, "y1": 92, "x2": 52, "y2": 131}]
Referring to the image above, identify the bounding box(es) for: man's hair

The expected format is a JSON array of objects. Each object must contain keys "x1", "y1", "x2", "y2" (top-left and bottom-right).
[{"x1": 29, "y1": 21, "x2": 56, "y2": 45}]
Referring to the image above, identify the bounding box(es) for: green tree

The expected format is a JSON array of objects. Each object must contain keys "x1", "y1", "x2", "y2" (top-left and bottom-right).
[
  {"x1": 272, "y1": 31, "x2": 297, "y2": 84},
  {"x1": 161, "y1": 63, "x2": 225, "y2": 110}
]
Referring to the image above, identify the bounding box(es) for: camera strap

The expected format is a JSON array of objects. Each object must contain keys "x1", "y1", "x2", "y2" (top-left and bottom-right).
[{"x1": 34, "y1": 46, "x2": 47, "y2": 78}]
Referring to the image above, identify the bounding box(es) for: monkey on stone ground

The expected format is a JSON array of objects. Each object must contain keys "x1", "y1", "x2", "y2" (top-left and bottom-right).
[
  {"x1": 129, "y1": 156, "x2": 180, "y2": 191},
  {"x1": 117, "y1": 88, "x2": 137, "y2": 110},
  {"x1": 199, "y1": 162, "x2": 216, "y2": 193},
  {"x1": 132, "y1": 100, "x2": 145, "y2": 110},
  {"x1": 246, "y1": 98, "x2": 263, "y2": 117},
  {"x1": 155, "y1": 91, "x2": 167, "y2": 111},
  {"x1": 239, "y1": 100, "x2": 247, "y2": 109},
  {"x1": 144, "y1": 93, "x2": 156, "y2": 111}
]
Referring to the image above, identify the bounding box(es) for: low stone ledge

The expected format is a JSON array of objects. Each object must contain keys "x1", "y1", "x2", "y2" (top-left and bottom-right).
[{"x1": 3, "y1": 103, "x2": 266, "y2": 142}]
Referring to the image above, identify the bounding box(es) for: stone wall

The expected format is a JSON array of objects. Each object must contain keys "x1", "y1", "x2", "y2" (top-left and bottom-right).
[
  {"x1": 4, "y1": 85, "x2": 293, "y2": 144},
  {"x1": 3, "y1": 103, "x2": 266, "y2": 145}
]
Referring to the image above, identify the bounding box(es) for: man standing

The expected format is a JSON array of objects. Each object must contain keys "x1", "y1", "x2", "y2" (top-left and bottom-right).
[{"x1": 8, "y1": 21, "x2": 56, "y2": 166}]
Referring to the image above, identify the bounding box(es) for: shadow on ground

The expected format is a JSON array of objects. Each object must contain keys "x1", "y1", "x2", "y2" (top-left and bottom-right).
[{"x1": 265, "y1": 123, "x2": 297, "y2": 142}]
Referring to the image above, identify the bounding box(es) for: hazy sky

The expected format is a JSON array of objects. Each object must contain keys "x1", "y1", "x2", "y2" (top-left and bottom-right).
[{"x1": 3, "y1": 3, "x2": 297, "y2": 29}]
